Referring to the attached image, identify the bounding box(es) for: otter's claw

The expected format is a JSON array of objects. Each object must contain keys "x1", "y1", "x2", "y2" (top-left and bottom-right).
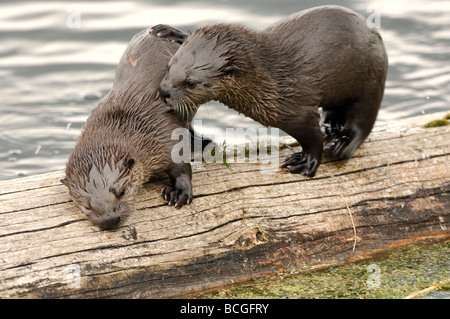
[
  {"x1": 324, "y1": 134, "x2": 353, "y2": 160},
  {"x1": 281, "y1": 152, "x2": 319, "y2": 177},
  {"x1": 161, "y1": 184, "x2": 192, "y2": 208}
]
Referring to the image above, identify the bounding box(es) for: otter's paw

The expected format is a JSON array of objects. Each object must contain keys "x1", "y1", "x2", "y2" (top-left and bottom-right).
[
  {"x1": 161, "y1": 184, "x2": 193, "y2": 208},
  {"x1": 281, "y1": 152, "x2": 319, "y2": 177},
  {"x1": 149, "y1": 24, "x2": 187, "y2": 44},
  {"x1": 321, "y1": 122, "x2": 344, "y2": 139},
  {"x1": 324, "y1": 135, "x2": 353, "y2": 160}
]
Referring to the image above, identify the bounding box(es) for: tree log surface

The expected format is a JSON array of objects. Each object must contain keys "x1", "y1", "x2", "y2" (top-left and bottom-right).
[{"x1": 0, "y1": 114, "x2": 449, "y2": 298}]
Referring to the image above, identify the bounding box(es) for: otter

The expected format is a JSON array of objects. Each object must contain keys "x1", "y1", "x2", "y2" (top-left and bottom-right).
[
  {"x1": 61, "y1": 29, "x2": 193, "y2": 229},
  {"x1": 156, "y1": 6, "x2": 388, "y2": 177}
]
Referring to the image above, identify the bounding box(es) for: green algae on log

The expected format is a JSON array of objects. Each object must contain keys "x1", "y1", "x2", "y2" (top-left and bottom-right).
[{"x1": 197, "y1": 241, "x2": 449, "y2": 299}]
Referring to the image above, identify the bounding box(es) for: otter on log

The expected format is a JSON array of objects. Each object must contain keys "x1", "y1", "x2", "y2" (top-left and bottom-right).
[
  {"x1": 156, "y1": 6, "x2": 388, "y2": 177},
  {"x1": 61, "y1": 29, "x2": 193, "y2": 229}
]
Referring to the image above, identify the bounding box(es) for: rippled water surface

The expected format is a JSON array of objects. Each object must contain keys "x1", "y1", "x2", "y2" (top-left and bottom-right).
[{"x1": 1, "y1": 0, "x2": 449, "y2": 180}]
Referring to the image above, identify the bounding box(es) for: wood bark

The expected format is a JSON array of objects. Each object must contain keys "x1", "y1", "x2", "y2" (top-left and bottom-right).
[{"x1": 0, "y1": 114, "x2": 449, "y2": 298}]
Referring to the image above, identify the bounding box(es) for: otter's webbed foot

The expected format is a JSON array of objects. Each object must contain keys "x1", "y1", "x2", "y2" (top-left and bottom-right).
[
  {"x1": 281, "y1": 152, "x2": 319, "y2": 177},
  {"x1": 149, "y1": 24, "x2": 187, "y2": 44},
  {"x1": 321, "y1": 115, "x2": 355, "y2": 160},
  {"x1": 324, "y1": 134, "x2": 353, "y2": 159},
  {"x1": 161, "y1": 164, "x2": 193, "y2": 208},
  {"x1": 323, "y1": 122, "x2": 353, "y2": 160}
]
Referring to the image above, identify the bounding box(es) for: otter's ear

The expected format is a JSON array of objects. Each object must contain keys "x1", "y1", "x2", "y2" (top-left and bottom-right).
[
  {"x1": 60, "y1": 177, "x2": 69, "y2": 187},
  {"x1": 125, "y1": 158, "x2": 135, "y2": 169},
  {"x1": 222, "y1": 64, "x2": 237, "y2": 79}
]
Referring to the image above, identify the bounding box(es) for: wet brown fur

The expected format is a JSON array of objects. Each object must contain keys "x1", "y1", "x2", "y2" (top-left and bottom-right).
[
  {"x1": 62, "y1": 30, "x2": 192, "y2": 229},
  {"x1": 159, "y1": 6, "x2": 388, "y2": 177}
]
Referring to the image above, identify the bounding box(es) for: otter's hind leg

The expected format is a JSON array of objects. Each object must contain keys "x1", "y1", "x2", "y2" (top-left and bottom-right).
[{"x1": 322, "y1": 95, "x2": 380, "y2": 160}]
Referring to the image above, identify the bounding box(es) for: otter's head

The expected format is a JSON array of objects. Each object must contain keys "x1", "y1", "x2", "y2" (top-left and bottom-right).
[
  {"x1": 61, "y1": 156, "x2": 137, "y2": 229},
  {"x1": 159, "y1": 25, "x2": 240, "y2": 118}
]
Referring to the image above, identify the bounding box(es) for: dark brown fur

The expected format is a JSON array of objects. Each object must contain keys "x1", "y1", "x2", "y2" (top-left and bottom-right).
[
  {"x1": 158, "y1": 6, "x2": 388, "y2": 177},
  {"x1": 62, "y1": 29, "x2": 192, "y2": 229}
]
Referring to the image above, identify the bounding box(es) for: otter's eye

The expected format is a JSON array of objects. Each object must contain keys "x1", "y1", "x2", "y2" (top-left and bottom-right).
[
  {"x1": 185, "y1": 80, "x2": 196, "y2": 89},
  {"x1": 118, "y1": 189, "x2": 125, "y2": 198},
  {"x1": 78, "y1": 199, "x2": 91, "y2": 211}
]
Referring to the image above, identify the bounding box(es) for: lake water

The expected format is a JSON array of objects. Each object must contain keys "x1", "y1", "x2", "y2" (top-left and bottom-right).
[{"x1": 1, "y1": 0, "x2": 449, "y2": 180}]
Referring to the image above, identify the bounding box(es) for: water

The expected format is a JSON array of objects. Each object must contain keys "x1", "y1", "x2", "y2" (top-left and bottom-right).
[{"x1": 1, "y1": 0, "x2": 449, "y2": 180}]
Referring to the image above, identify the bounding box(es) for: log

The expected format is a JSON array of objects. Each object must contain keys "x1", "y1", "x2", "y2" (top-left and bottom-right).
[{"x1": 0, "y1": 113, "x2": 449, "y2": 298}]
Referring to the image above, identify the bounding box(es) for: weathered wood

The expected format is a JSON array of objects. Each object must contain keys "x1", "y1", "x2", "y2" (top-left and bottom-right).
[{"x1": 0, "y1": 113, "x2": 449, "y2": 298}]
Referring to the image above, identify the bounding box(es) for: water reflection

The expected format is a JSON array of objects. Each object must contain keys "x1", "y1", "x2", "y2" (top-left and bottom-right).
[{"x1": 0, "y1": 0, "x2": 449, "y2": 180}]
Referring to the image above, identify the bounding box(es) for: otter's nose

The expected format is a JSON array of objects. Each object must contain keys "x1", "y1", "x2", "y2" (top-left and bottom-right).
[
  {"x1": 101, "y1": 216, "x2": 121, "y2": 229},
  {"x1": 159, "y1": 83, "x2": 171, "y2": 100}
]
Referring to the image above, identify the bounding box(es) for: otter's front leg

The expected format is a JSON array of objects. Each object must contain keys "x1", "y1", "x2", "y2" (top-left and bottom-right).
[
  {"x1": 280, "y1": 112, "x2": 323, "y2": 177},
  {"x1": 149, "y1": 24, "x2": 187, "y2": 44},
  {"x1": 161, "y1": 162, "x2": 193, "y2": 207}
]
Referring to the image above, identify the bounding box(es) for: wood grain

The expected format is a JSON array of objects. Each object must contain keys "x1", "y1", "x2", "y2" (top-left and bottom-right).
[{"x1": 0, "y1": 115, "x2": 449, "y2": 298}]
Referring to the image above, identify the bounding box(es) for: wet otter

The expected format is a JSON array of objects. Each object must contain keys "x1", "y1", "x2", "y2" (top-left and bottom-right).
[
  {"x1": 61, "y1": 29, "x2": 193, "y2": 229},
  {"x1": 157, "y1": 6, "x2": 388, "y2": 177}
]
